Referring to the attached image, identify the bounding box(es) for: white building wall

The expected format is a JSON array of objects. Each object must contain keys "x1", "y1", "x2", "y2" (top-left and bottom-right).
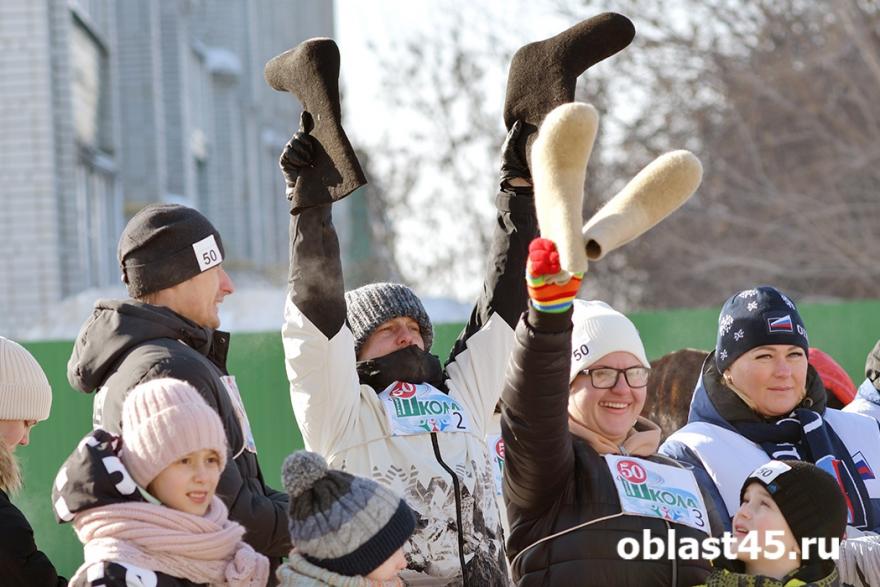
[
  {"x1": 0, "y1": 0, "x2": 337, "y2": 337},
  {"x1": 0, "y1": 0, "x2": 64, "y2": 333}
]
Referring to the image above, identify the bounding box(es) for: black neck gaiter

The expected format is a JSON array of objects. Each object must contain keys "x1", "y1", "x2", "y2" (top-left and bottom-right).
[{"x1": 356, "y1": 345, "x2": 447, "y2": 393}]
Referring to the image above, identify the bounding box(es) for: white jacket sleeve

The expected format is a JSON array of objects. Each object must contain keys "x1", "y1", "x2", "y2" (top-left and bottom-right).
[
  {"x1": 445, "y1": 313, "x2": 516, "y2": 434},
  {"x1": 282, "y1": 296, "x2": 361, "y2": 456}
]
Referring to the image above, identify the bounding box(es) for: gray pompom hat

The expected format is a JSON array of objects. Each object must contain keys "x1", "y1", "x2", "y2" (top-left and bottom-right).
[
  {"x1": 282, "y1": 450, "x2": 415, "y2": 577},
  {"x1": 344, "y1": 282, "x2": 433, "y2": 354}
]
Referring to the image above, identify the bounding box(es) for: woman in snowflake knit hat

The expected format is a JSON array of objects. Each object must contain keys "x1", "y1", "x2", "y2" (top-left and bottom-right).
[{"x1": 661, "y1": 286, "x2": 880, "y2": 586}]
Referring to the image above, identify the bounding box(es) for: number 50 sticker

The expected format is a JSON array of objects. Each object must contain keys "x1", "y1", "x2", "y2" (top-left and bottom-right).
[
  {"x1": 192, "y1": 234, "x2": 223, "y2": 271},
  {"x1": 616, "y1": 459, "x2": 648, "y2": 483}
]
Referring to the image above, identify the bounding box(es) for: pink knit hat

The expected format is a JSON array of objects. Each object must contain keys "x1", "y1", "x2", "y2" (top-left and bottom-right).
[{"x1": 120, "y1": 378, "x2": 228, "y2": 488}]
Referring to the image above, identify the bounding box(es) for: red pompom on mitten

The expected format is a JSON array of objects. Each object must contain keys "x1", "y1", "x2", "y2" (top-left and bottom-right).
[{"x1": 526, "y1": 238, "x2": 583, "y2": 313}]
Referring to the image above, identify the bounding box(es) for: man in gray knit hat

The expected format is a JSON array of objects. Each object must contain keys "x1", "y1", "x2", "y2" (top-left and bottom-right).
[
  {"x1": 278, "y1": 14, "x2": 635, "y2": 586},
  {"x1": 67, "y1": 204, "x2": 290, "y2": 580}
]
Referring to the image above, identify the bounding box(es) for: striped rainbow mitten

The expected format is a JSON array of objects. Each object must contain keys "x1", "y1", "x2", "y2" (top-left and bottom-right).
[{"x1": 526, "y1": 237, "x2": 583, "y2": 313}]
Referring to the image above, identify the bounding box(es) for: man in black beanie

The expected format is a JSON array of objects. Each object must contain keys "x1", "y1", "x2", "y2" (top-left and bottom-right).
[
  {"x1": 276, "y1": 14, "x2": 635, "y2": 586},
  {"x1": 67, "y1": 203, "x2": 290, "y2": 580}
]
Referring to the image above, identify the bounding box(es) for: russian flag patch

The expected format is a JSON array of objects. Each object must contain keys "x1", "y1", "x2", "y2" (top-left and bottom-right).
[
  {"x1": 853, "y1": 452, "x2": 876, "y2": 480},
  {"x1": 767, "y1": 314, "x2": 793, "y2": 333}
]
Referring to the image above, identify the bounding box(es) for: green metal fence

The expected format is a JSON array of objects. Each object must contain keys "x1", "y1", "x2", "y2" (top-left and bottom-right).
[{"x1": 15, "y1": 300, "x2": 880, "y2": 577}]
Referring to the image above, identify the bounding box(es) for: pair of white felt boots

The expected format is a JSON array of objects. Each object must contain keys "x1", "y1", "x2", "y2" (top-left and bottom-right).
[{"x1": 533, "y1": 102, "x2": 703, "y2": 279}]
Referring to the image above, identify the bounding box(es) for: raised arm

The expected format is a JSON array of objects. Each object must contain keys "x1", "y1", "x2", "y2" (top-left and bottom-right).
[
  {"x1": 446, "y1": 12, "x2": 636, "y2": 363},
  {"x1": 446, "y1": 125, "x2": 537, "y2": 364},
  {"x1": 501, "y1": 306, "x2": 576, "y2": 512},
  {"x1": 502, "y1": 238, "x2": 583, "y2": 512},
  {"x1": 282, "y1": 123, "x2": 346, "y2": 338},
  {"x1": 281, "y1": 120, "x2": 366, "y2": 457}
]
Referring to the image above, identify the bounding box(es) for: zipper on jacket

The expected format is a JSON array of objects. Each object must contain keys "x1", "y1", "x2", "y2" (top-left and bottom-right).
[
  {"x1": 430, "y1": 432, "x2": 469, "y2": 586},
  {"x1": 666, "y1": 519, "x2": 677, "y2": 587}
]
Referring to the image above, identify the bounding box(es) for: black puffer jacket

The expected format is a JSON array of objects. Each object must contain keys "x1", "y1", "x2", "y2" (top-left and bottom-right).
[
  {"x1": 67, "y1": 300, "x2": 289, "y2": 572},
  {"x1": 0, "y1": 489, "x2": 66, "y2": 586},
  {"x1": 502, "y1": 307, "x2": 720, "y2": 586}
]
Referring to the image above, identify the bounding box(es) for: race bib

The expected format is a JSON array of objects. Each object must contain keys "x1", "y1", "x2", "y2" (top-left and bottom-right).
[
  {"x1": 486, "y1": 433, "x2": 505, "y2": 496},
  {"x1": 220, "y1": 375, "x2": 257, "y2": 455},
  {"x1": 604, "y1": 455, "x2": 710, "y2": 535},
  {"x1": 378, "y1": 381, "x2": 471, "y2": 436}
]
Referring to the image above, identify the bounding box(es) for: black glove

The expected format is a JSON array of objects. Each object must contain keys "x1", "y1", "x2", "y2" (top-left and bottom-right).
[
  {"x1": 279, "y1": 111, "x2": 317, "y2": 201},
  {"x1": 499, "y1": 119, "x2": 531, "y2": 187}
]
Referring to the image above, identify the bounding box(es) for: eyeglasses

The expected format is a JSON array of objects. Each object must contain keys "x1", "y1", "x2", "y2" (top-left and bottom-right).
[{"x1": 581, "y1": 366, "x2": 651, "y2": 389}]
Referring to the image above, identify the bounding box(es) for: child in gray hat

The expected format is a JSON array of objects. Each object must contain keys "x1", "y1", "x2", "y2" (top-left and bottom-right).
[{"x1": 276, "y1": 450, "x2": 415, "y2": 586}]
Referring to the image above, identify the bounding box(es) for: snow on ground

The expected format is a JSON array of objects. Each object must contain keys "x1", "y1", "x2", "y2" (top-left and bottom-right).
[{"x1": 20, "y1": 286, "x2": 472, "y2": 342}]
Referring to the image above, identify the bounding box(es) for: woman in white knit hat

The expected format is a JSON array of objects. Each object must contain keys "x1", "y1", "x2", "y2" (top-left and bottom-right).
[
  {"x1": 53, "y1": 378, "x2": 269, "y2": 586},
  {"x1": 0, "y1": 336, "x2": 65, "y2": 586}
]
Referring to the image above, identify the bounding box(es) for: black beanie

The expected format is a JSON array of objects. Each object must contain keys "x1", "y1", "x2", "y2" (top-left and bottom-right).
[
  {"x1": 741, "y1": 460, "x2": 847, "y2": 562},
  {"x1": 118, "y1": 204, "x2": 225, "y2": 298},
  {"x1": 715, "y1": 286, "x2": 809, "y2": 373}
]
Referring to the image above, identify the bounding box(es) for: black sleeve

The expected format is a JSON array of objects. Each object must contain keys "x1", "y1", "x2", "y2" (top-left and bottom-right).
[
  {"x1": 447, "y1": 187, "x2": 537, "y2": 365},
  {"x1": 501, "y1": 306, "x2": 576, "y2": 514},
  {"x1": 0, "y1": 497, "x2": 66, "y2": 586},
  {"x1": 181, "y1": 368, "x2": 292, "y2": 559},
  {"x1": 287, "y1": 204, "x2": 346, "y2": 339}
]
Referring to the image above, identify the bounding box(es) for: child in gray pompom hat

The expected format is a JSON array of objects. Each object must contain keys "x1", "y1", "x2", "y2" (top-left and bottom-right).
[{"x1": 276, "y1": 450, "x2": 415, "y2": 586}]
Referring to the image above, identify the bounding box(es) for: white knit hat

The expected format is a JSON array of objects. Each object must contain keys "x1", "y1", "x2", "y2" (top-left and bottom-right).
[
  {"x1": 0, "y1": 337, "x2": 52, "y2": 421},
  {"x1": 120, "y1": 378, "x2": 228, "y2": 488},
  {"x1": 569, "y1": 300, "x2": 650, "y2": 382}
]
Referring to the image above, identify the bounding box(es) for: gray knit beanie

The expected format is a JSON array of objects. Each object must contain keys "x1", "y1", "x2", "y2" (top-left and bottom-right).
[
  {"x1": 118, "y1": 204, "x2": 225, "y2": 298},
  {"x1": 0, "y1": 337, "x2": 52, "y2": 421},
  {"x1": 282, "y1": 450, "x2": 415, "y2": 577},
  {"x1": 345, "y1": 283, "x2": 433, "y2": 353}
]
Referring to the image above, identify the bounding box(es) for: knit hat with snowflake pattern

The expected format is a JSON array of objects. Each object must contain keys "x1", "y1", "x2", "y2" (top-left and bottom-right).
[{"x1": 715, "y1": 286, "x2": 809, "y2": 374}]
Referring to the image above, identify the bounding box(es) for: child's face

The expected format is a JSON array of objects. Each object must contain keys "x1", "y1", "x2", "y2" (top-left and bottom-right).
[
  {"x1": 732, "y1": 483, "x2": 800, "y2": 562},
  {"x1": 365, "y1": 547, "x2": 407, "y2": 581},
  {"x1": 148, "y1": 449, "x2": 222, "y2": 516}
]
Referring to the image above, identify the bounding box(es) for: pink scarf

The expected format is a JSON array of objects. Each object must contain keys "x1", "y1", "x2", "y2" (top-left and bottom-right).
[{"x1": 70, "y1": 497, "x2": 269, "y2": 586}]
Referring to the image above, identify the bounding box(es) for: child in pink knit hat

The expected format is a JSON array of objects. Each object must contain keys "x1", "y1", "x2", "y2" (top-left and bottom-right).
[{"x1": 53, "y1": 378, "x2": 269, "y2": 586}]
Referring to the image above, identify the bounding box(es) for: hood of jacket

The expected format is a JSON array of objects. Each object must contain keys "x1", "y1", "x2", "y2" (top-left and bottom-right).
[
  {"x1": 687, "y1": 350, "x2": 827, "y2": 430},
  {"x1": 53, "y1": 429, "x2": 148, "y2": 524},
  {"x1": 855, "y1": 377, "x2": 880, "y2": 407},
  {"x1": 67, "y1": 299, "x2": 223, "y2": 394}
]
